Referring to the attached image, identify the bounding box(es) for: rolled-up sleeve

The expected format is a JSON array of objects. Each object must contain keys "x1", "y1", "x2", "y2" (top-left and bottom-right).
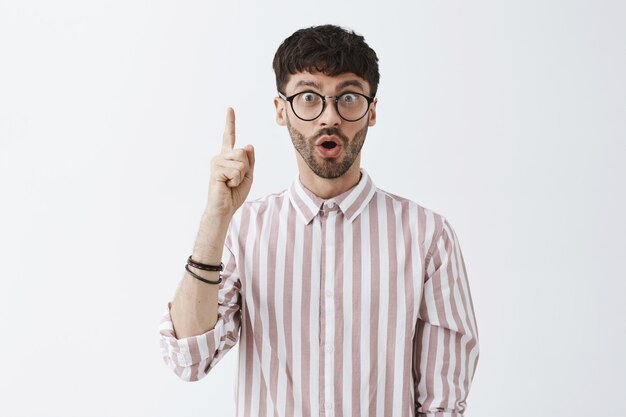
[
  {"x1": 160, "y1": 242, "x2": 241, "y2": 382},
  {"x1": 414, "y1": 217, "x2": 479, "y2": 416}
]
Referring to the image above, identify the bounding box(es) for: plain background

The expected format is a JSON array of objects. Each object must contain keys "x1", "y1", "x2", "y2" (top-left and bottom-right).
[{"x1": 1, "y1": 1, "x2": 625, "y2": 416}]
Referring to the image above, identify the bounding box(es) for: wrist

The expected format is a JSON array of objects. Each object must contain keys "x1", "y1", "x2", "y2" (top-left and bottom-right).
[
  {"x1": 192, "y1": 211, "x2": 231, "y2": 262},
  {"x1": 202, "y1": 206, "x2": 234, "y2": 223}
]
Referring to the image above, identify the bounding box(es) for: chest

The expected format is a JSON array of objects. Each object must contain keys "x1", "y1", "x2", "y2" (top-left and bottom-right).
[{"x1": 238, "y1": 209, "x2": 424, "y2": 333}]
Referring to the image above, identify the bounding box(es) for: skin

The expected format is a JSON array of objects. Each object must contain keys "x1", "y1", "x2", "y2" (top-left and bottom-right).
[
  {"x1": 274, "y1": 71, "x2": 377, "y2": 198},
  {"x1": 170, "y1": 71, "x2": 377, "y2": 338}
]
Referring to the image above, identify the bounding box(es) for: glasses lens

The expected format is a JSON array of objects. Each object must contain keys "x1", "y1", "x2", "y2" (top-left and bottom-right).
[
  {"x1": 336, "y1": 93, "x2": 369, "y2": 121},
  {"x1": 292, "y1": 92, "x2": 324, "y2": 120}
]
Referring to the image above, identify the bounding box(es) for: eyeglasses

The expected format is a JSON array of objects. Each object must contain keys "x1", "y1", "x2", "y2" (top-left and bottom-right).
[{"x1": 278, "y1": 91, "x2": 375, "y2": 122}]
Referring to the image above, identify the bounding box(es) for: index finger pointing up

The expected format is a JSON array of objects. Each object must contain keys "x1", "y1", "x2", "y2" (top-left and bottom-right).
[{"x1": 222, "y1": 107, "x2": 236, "y2": 152}]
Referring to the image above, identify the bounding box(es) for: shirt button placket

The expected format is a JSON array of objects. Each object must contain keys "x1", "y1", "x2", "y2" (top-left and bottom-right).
[
  {"x1": 320, "y1": 201, "x2": 338, "y2": 417},
  {"x1": 322, "y1": 206, "x2": 337, "y2": 417}
]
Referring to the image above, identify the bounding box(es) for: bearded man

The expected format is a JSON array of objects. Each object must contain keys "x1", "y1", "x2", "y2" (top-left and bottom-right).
[{"x1": 161, "y1": 24, "x2": 479, "y2": 417}]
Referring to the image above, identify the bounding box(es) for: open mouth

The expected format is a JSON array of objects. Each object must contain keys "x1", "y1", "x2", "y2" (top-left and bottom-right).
[{"x1": 315, "y1": 134, "x2": 343, "y2": 158}]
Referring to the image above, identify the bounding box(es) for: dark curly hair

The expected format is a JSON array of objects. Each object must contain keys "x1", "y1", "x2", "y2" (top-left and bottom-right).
[{"x1": 272, "y1": 24, "x2": 380, "y2": 97}]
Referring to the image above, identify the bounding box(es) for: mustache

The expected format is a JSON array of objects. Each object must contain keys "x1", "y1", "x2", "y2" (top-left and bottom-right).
[{"x1": 312, "y1": 128, "x2": 349, "y2": 144}]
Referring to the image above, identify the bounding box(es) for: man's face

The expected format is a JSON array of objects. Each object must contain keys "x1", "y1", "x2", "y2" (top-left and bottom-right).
[{"x1": 274, "y1": 71, "x2": 377, "y2": 179}]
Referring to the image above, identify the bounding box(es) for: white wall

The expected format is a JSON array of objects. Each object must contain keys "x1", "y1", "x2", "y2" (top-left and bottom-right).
[{"x1": 1, "y1": 1, "x2": 624, "y2": 416}]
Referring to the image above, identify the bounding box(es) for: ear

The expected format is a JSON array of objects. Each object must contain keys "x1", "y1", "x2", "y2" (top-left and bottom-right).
[
  {"x1": 367, "y1": 97, "x2": 377, "y2": 127},
  {"x1": 274, "y1": 97, "x2": 287, "y2": 126}
]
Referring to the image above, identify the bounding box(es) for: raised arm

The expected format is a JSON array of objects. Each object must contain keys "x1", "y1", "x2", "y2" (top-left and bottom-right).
[
  {"x1": 160, "y1": 108, "x2": 255, "y2": 381},
  {"x1": 169, "y1": 107, "x2": 255, "y2": 338}
]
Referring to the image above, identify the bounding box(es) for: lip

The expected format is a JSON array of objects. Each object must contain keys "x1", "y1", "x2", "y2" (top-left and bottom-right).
[
  {"x1": 315, "y1": 136, "x2": 343, "y2": 159},
  {"x1": 315, "y1": 135, "x2": 342, "y2": 147}
]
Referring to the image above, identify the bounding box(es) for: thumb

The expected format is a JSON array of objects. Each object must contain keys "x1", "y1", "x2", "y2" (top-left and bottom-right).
[{"x1": 244, "y1": 144, "x2": 255, "y2": 175}]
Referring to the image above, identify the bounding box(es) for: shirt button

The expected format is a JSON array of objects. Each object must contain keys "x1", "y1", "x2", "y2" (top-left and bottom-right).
[
  {"x1": 325, "y1": 201, "x2": 335, "y2": 208},
  {"x1": 325, "y1": 290, "x2": 333, "y2": 298},
  {"x1": 326, "y1": 345, "x2": 334, "y2": 353},
  {"x1": 325, "y1": 402, "x2": 333, "y2": 410}
]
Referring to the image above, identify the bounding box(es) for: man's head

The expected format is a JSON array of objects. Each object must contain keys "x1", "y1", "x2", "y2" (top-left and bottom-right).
[
  {"x1": 272, "y1": 24, "x2": 380, "y2": 98},
  {"x1": 273, "y1": 25, "x2": 380, "y2": 181}
]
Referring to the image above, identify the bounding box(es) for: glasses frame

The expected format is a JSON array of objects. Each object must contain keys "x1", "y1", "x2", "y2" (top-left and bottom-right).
[{"x1": 278, "y1": 90, "x2": 375, "y2": 122}]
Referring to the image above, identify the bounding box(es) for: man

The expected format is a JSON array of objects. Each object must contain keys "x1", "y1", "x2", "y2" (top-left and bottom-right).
[{"x1": 160, "y1": 24, "x2": 479, "y2": 417}]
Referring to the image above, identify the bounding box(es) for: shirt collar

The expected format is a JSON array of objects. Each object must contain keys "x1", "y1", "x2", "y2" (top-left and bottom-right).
[{"x1": 287, "y1": 169, "x2": 377, "y2": 224}]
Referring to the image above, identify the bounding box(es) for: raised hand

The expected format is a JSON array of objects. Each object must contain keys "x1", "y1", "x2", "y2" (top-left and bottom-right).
[{"x1": 206, "y1": 107, "x2": 255, "y2": 218}]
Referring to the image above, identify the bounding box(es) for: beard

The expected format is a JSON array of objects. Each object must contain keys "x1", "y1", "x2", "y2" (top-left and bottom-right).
[{"x1": 286, "y1": 117, "x2": 368, "y2": 179}]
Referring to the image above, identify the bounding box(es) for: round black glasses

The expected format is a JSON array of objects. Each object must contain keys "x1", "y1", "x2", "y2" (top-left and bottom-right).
[{"x1": 278, "y1": 91, "x2": 375, "y2": 122}]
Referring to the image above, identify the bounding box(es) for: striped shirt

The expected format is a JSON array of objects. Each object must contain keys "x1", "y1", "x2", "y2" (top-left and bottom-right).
[{"x1": 160, "y1": 169, "x2": 479, "y2": 417}]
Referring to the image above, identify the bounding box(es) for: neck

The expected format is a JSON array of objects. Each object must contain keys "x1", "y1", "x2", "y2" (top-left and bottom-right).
[{"x1": 296, "y1": 155, "x2": 362, "y2": 199}]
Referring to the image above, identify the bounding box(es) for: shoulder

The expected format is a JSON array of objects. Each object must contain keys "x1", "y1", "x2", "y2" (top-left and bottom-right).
[
  {"x1": 374, "y1": 187, "x2": 447, "y2": 224},
  {"x1": 231, "y1": 189, "x2": 289, "y2": 223},
  {"x1": 244, "y1": 189, "x2": 289, "y2": 210},
  {"x1": 372, "y1": 186, "x2": 452, "y2": 248},
  {"x1": 226, "y1": 190, "x2": 289, "y2": 251}
]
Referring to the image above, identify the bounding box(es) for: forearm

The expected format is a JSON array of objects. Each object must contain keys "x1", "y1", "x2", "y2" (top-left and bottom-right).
[{"x1": 170, "y1": 210, "x2": 230, "y2": 339}]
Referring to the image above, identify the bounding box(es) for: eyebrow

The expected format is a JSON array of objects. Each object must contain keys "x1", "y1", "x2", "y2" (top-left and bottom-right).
[
  {"x1": 292, "y1": 79, "x2": 366, "y2": 94},
  {"x1": 294, "y1": 80, "x2": 322, "y2": 90},
  {"x1": 336, "y1": 80, "x2": 365, "y2": 93}
]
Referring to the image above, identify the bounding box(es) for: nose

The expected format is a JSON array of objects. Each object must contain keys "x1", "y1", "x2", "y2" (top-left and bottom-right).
[{"x1": 318, "y1": 98, "x2": 342, "y2": 127}]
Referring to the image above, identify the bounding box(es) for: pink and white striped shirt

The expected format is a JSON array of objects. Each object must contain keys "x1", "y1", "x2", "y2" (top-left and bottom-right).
[{"x1": 160, "y1": 170, "x2": 479, "y2": 417}]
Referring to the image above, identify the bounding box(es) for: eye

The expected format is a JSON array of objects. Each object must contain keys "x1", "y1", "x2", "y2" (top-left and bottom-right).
[
  {"x1": 301, "y1": 92, "x2": 317, "y2": 102},
  {"x1": 340, "y1": 93, "x2": 358, "y2": 104},
  {"x1": 295, "y1": 92, "x2": 322, "y2": 108}
]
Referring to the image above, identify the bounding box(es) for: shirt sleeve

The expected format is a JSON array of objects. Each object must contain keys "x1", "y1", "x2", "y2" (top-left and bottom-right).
[
  {"x1": 414, "y1": 217, "x2": 479, "y2": 417},
  {"x1": 159, "y1": 240, "x2": 242, "y2": 382}
]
